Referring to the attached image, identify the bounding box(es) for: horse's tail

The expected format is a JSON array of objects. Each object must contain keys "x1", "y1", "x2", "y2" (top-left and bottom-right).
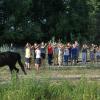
[{"x1": 17, "y1": 53, "x2": 27, "y2": 75}]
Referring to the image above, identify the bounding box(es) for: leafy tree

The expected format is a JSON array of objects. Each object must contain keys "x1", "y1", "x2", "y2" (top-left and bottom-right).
[{"x1": 0, "y1": 0, "x2": 99, "y2": 44}]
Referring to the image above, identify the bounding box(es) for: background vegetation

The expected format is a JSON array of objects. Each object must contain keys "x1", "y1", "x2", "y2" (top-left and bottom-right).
[
  {"x1": 0, "y1": 0, "x2": 100, "y2": 44},
  {"x1": 0, "y1": 75, "x2": 100, "y2": 100}
]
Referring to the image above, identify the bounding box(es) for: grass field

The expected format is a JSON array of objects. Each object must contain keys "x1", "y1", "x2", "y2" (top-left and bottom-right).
[
  {"x1": 0, "y1": 67, "x2": 100, "y2": 100},
  {"x1": 0, "y1": 64, "x2": 100, "y2": 83},
  {"x1": 0, "y1": 47, "x2": 100, "y2": 100},
  {"x1": 0, "y1": 64, "x2": 100, "y2": 100}
]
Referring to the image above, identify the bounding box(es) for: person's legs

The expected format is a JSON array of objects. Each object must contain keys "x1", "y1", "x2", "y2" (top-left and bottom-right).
[
  {"x1": 74, "y1": 55, "x2": 77, "y2": 65},
  {"x1": 69, "y1": 54, "x2": 71, "y2": 65},
  {"x1": 48, "y1": 54, "x2": 53, "y2": 65},
  {"x1": 41, "y1": 53, "x2": 45, "y2": 67},
  {"x1": 66, "y1": 55, "x2": 69, "y2": 65},
  {"x1": 53, "y1": 54, "x2": 56, "y2": 65},
  {"x1": 77, "y1": 47, "x2": 79, "y2": 63},
  {"x1": 90, "y1": 52, "x2": 95, "y2": 63},
  {"x1": 35, "y1": 58, "x2": 41, "y2": 72},
  {"x1": 25, "y1": 58, "x2": 30, "y2": 69},
  {"x1": 84, "y1": 53, "x2": 87, "y2": 64},
  {"x1": 64, "y1": 55, "x2": 67, "y2": 66},
  {"x1": 48, "y1": 54, "x2": 50, "y2": 65},
  {"x1": 58, "y1": 56, "x2": 61, "y2": 66},
  {"x1": 82, "y1": 53, "x2": 86, "y2": 64}
]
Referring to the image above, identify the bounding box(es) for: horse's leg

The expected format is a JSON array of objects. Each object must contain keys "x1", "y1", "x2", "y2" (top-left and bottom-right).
[
  {"x1": 8, "y1": 65, "x2": 14, "y2": 74},
  {"x1": 18, "y1": 61, "x2": 27, "y2": 75},
  {"x1": 9, "y1": 65, "x2": 19, "y2": 80},
  {"x1": 14, "y1": 66, "x2": 19, "y2": 73},
  {"x1": 9, "y1": 64, "x2": 19, "y2": 74}
]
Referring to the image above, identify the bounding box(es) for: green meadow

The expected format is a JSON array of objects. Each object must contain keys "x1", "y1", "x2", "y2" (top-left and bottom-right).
[{"x1": 0, "y1": 66, "x2": 100, "y2": 100}]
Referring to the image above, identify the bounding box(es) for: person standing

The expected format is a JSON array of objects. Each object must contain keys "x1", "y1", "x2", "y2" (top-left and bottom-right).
[
  {"x1": 25, "y1": 43, "x2": 31, "y2": 70},
  {"x1": 67, "y1": 42, "x2": 72, "y2": 65},
  {"x1": 40, "y1": 42, "x2": 46, "y2": 67},
  {"x1": 53, "y1": 43, "x2": 58, "y2": 66},
  {"x1": 96, "y1": 46, "x2": 100, "y2": 63},
  {"x1": 90, "y1": 44, "x2": 95, "y2": 64},
  {"x1": 82, "y1": 44, "x2": 87, "y2": 64},
  {"x1": 47, "y1": 43, "x2": 53, "y2": 65},
  {"x1": 35, "y1": 45, "x2": 41, "y2": 72},
  {"x1": 32, "y1": 43, "x2": 38, "y2": 65},
  {"x1": 71, "y1": 44, "x2": 77, "y2": 65},
  {"x1": 75, "y1": 41, "x2": 79, "y2": 63},
  {"x1": 63, "y1": 45, "x2": 69, "y2": 66},
  {"x1": 58, "y1": 44, "x2": 63, "y2": 66}
]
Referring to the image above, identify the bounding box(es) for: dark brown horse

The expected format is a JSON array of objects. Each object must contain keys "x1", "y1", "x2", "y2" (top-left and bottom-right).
[{"x1": 0, "y1": 51, "x2": 27, "y2": 75}]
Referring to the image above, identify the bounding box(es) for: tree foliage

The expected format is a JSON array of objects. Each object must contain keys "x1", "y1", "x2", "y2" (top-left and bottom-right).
[{"x1": 0, "y1": 0, "x2": 99, "y2": 44}]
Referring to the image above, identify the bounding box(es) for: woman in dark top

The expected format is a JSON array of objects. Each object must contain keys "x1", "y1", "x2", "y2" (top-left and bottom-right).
[{"x1": 40, "y1": 42, "x2": 46, "y2": 67}]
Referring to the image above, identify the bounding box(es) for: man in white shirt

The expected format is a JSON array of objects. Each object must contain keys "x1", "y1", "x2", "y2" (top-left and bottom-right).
[{"x1": 35, "y1": 45, "x2": 41, "y2": 72}]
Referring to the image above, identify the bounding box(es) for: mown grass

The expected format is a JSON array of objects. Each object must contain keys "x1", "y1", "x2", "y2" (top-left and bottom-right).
[{"x1": 0, "y1": 72, "x2": 100, "y2": 100}]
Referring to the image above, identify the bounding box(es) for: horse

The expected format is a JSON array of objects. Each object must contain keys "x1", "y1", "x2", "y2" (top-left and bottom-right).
[{"x1": 0, "y1": 51, "x2": 27, "y2": 75}]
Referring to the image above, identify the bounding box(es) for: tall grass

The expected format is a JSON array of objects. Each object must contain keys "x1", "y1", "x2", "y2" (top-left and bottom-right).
[{"x1": 0, "y1": 74, "x2": 100, "y2": 100}]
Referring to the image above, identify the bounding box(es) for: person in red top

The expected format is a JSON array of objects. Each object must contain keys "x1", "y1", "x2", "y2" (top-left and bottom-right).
[{"x1": 47, "y1": 42, "x2": 53, "y2": 65}]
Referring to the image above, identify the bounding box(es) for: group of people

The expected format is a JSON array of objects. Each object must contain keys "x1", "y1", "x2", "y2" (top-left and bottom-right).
[{"x1": 24, "y1": 41, "x2": 100, "y2": 72}]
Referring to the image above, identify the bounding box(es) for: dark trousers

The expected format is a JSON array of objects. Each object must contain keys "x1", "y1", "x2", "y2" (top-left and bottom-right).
[
  {"x1": 64, "y1": 55, "x2": 69, "y2": 65},
  {"x1": 48, "y1": 54, "x2": 53, "y2": 65},
  {"x1": 71, "y1": 54, "x2": 77, "y2": 65}
]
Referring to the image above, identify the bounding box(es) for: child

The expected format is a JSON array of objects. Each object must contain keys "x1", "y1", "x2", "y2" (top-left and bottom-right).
[{"x1": 63, "y1": 45, "x2": 69, "y2": 65}]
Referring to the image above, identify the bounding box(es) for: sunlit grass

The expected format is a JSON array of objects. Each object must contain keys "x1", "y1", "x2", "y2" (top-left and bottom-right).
[
  {"x1": 0, "y1": 74, "x2": 100, "y2": 100},
  {"x1": 0, "y1": 45, "x2": 100, "y2": 99}
]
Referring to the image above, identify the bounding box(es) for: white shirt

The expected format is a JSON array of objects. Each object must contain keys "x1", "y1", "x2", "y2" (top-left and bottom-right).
[{"x1": 35, "y1": 49, "x2": 41, "y2": 58}]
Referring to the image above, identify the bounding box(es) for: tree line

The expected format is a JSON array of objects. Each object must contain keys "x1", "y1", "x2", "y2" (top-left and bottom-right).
[{"x1": 0, "y1": 0, "x2": 100, "y2": 44}]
